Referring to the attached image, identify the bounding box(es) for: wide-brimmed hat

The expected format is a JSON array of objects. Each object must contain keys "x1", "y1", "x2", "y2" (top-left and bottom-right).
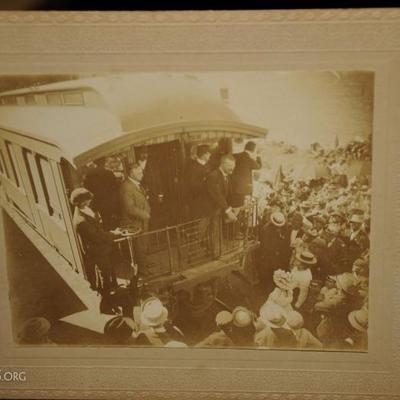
[
  {"x1": 232, "y1": 307, "x2": 253, "y2": 328},
  {"x1": 140, "y1": 297, "x2": 168, "y2": 328},
  {"x1": 70, "y1": 188, "x2": 93, "y2": 206},
  {"x1": 18, "y1": 317, "x2": 51, "y2": 343},
  {"x1": 259, "y1": 303, "x2": 287, "y2": 328},
  {"x1": 270, "y1": 212, "x2": 286, "y2": 227},
  {"x1": 295, "y1": 250, "x2": 317, "y2": 265},
  {"x1": 348, "y1": 309, "x2": 368, "y2": 332},
  {"x1": 336, "y1": 272, "x2": 358, "y2": 295},
  {"x1": 286, "y1": 311, "x2": 304, "y2": 330},
  {"x1": 215, "y1": 310, "x2": 233, "y2": 327},
  {"x1": 350, "y1": 214, "x2": 364, "y2": 224}
]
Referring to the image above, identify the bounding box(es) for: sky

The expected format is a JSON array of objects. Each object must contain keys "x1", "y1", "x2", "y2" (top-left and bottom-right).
[{"x1": 190, "y1": 70, "x2": 374, "y2": 149}]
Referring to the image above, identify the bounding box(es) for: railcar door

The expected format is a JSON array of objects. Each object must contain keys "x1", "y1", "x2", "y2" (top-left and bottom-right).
[
  {"x1": 33, "y1": 155, "x2": 76, "y2": 264},
  {"x1": 138, "y1": 140, "x2": 182, "y2": 229}
]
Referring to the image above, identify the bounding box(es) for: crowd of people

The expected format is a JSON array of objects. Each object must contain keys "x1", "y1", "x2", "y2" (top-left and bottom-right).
[{"x1": 18, "y1": 137, "x2": 370, "y2": 351}]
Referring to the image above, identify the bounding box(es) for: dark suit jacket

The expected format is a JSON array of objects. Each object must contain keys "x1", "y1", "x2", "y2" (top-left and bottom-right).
[
  {"x1": 206, "y1": 168, "x2": 231, "y2": 215},
  {"x1": 73, "y1": 207, "x2": 115, "y2": 264},
  {"x1": 83, "y1": 167, "x2": 118, "y2": 219},
  {"x1": 185, "y1": 159, "x2": 209, "y2": 218},
  {"x1": 231, "y1": 151, "x2": 262, "y2": 195},
  {"x1": 259, "y1": 223, "x2": 291, "y2": 270},
  {"x1": 346, "y1": 230, "x2": 370, "y2": 263},
  {"x1": 119, "y1": 179, "x2": 151, "y2": 232}
]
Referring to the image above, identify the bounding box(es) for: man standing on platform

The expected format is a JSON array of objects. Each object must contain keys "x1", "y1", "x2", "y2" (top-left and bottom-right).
[
  {"x1": 185, "y1": 144, "x2": 211, "y2": 220},
  {"x1": 230, "y1": 141, "x2": 262, "y2": 208},
  {"x1": 206, "y1": 154, "x2": 237, "y2": 256},
  {"x1": 120, "y1": 163, "x2": 151, "y2": 276}
]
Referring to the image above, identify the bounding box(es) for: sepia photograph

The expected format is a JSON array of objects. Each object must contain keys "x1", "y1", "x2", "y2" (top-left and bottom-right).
[{"x1": 0, "y1": 70, "x2": 373, "y2": 351}]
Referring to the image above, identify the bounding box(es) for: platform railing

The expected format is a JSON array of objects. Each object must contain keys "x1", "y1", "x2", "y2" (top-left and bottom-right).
[{"x1": 113, "y1": 198, "x2": 259, "y2": 279}]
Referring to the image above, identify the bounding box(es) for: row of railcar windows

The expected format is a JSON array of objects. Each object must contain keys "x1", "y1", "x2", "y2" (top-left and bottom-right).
[
  {"x1": 0, "y1": 141, "x2": 63, "y2": 222},
  {"x1": 0, "y1": 91, "x2": 85, "y2": 107}
]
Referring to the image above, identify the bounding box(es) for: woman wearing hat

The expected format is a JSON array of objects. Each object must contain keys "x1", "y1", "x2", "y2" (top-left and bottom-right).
[
  {"x1": 264, "y1": 269, "x2": 294, "y2": 314},
  {"x1": 290, "y1": 250, "x2": 316, "y2": 311},
  {"x1": 71, "y1": 187, "x2": 123, "y2": 294}
]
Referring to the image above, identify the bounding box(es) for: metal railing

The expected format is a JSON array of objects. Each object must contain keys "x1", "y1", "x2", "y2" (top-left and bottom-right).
[{"x1": 113, "y1": 198, "x2": 259, "y2": 280}]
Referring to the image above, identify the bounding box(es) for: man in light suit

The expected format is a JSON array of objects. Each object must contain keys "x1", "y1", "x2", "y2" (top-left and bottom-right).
[{"x1": 120, "y1": 163, "x2": 151, "y2": 275}]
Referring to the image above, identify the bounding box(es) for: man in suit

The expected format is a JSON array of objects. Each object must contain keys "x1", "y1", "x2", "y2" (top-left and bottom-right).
[
  {"x1": 345, "y1": 214, "x2": 370, "y2": 265},
  {"x1": 230, "y1": 141, "x2": 262, "y2": 207},
  {"x1": 83, "y1": 157, "x2": 119, "y2": 229},
  {"x1": 258, "y1": 212, "x2": 291, "y2": 295},
  {"x1": 120, "y1": 163, "x2": 151, "y2": 275},
  {"x1": 185, "y1": 144, "x2": 211, "y2": 220},
  {"x1": 206, "y1": 154, "x2": 237, "y2": 221},
  {"x1": 206, "y1": 155, "x2": 237, "y2": 257}
]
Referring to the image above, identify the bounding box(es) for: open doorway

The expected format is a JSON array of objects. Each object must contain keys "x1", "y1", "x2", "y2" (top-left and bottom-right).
[{"x1": 135, "y1": 140, "x2": 183, "y2": 230}]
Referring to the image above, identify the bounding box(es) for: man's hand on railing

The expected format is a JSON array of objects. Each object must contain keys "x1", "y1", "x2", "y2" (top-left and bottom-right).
[
  {"x1": 110, "y1": 227, "x2": 128, "y2": 236},
  {"x1": 225, "y1": 208, "x2": 238, "y2": 223}
]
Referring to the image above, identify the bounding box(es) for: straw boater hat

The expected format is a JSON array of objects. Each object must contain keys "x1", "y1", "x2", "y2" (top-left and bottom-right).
[
  {"x1": 70, "y1": 188, "x2": 93, "y2": 206},
  {"x1": 270, "y1": 212, "x2": 286, "y2": 227},
  {"x1": 215, "y1": 310, "x2": 233, "y2": 328},
  {"x1": 259, "y1": 303, "x2": 287, "y2": 328},
  {"x1": 232, "y1": 307, "x2": 253, "y2": 328},
  {"x1": 350, "y1": 214, "x2": 364, "y2": 224},
  {"x1": 348, "y1": 309, "x2": 368, "y2": 332},
  {"x1": 140, "y1": 297, "x2": 168, "y2": 329},
  {"x1": 295, "y1": 250, "x2": 317, "y2": 265},
  {"x1": 336, "y1": 272, "x2": 359, "y2": 295}
]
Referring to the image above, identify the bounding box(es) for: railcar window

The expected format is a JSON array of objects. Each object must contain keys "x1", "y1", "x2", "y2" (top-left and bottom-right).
[
  {"x1": 4, "y1": 96, "x2": 17, "y2": 105},
  {"x1": 63, "y1": 92, "x2": 84, "y2": 105},
  {"x1": 5, "y1": 142, "x2": 21, "y2": 187},
  {"x1": 0, "y1": 149, "x2": 9, "y2": 177},
  {"x1": 46, "y1": 93, "x2": 62, "y2": 106},
  {"x1": 22, "y1": 149, "x2": 39, "y2": 203},
  {"x1": 25, "y1": 95, "x2": 36, "y2": 105},
  {"x1": 35, "y1": 155, "x2": 63, "y2": 221}
]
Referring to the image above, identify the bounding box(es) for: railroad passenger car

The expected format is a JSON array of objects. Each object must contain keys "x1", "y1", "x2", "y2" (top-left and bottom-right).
[{"x1": 0, "y1": 74, "x2": 268, "y2": 330}]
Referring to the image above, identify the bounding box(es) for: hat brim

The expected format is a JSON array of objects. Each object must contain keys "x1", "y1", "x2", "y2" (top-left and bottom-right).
[
  {"x1": 295, "y1": 254, "x2": 317, "y2": 265},
  {"x1": 271, "y1": 219, "x2": 285, "y2": 227},
  {"x1": 140, "y1": 308, "x2": 168, "y2": 328},
  {"x1": 348, "y1": 312, "x2": 367, "y2": 332}
]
